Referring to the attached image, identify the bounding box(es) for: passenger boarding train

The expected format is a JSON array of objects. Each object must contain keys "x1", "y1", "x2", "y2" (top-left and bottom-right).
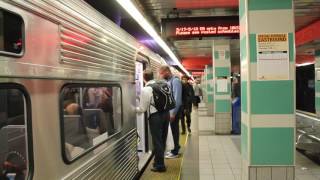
[{"x1": 0, "y1": 0, "x2": 177, "y2": 179}]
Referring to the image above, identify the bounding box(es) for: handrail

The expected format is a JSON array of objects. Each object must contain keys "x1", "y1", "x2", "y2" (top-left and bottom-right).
[
  {"x1": 296, "y1": 112, "x2": 320, "y2": 143},
  {"x1": 296, "y1": 110, "x2": 317, "y2": 117},
  {"x1": 296, "y1": 112, "x2": 320, "y2": 122}
]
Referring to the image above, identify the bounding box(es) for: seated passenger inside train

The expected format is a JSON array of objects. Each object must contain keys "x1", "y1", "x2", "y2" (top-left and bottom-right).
[
  {"x1": 82, "y1": 87, "x2": 115, "y2": 137},
  {"x1": 61, "y1": 86, "x2": 121, "y2": 160}
]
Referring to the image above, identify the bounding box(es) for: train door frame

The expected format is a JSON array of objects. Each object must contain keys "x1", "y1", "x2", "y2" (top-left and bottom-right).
[{"x1": 135, "y1": 53, "x2": 151, "y2": 154}]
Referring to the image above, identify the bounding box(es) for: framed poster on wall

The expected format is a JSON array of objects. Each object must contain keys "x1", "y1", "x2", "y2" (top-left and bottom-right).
[{"x1": 256, "y1": 33, "x2": 289, "y2": 80}]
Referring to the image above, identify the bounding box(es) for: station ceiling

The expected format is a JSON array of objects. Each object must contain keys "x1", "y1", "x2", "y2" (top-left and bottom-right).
[
  {"x1": 135, "y1": 0, "x2": 240, "y2": 73},
  {"x1": 86, "y1": 0, "x2": 320, "y2": 75},
  {"x1": 136, "y1": 0, "x2": 320, "y2": 73}
]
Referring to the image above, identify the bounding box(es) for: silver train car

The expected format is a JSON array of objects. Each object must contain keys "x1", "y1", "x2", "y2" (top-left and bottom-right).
[{"x1": 0, "y1": 0, "x2": 169, "y2": 179}]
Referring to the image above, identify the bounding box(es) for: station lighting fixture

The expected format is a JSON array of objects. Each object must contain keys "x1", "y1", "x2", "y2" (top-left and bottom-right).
[
  {"x1": 296, "y1": 62, "x2": 314, "y2": 67},
  {"x1": 116, "y1": 0, "x2": 192, "y2": 77}
]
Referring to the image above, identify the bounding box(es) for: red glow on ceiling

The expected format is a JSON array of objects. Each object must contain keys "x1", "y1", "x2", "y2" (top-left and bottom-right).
[
  {"x1": 176, "y1": 0, "x2": 238, "y2": 9},
  {"x1": 192, "y1": 71, "x2": 205, "y2": 76},
  {"x1": 296, "y1": 20, "x2": 320, "y2": 47},
  {"x1": 296, "y1": 54, "x2": 315, "y2": 65},
  {"x1": 182, "y1": 57, "x2": 212, "y2": 70}
]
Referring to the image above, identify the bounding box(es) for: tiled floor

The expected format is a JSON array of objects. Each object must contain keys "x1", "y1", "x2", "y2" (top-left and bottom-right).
[
  {"x1": 180, "y1": 107, "x2": 200, "y2": 180},
  {"x1": 295, "y1": 152, "x2": 320, "y2": 180},
  {"x1": 199, "y1": 135, "x2": 242, "y2": 180},
  {"x1": 181, "y1": 103, "x2": 320, "y2": 180}
]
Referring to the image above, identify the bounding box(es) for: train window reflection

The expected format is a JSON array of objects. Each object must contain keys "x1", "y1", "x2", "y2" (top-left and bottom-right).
[
  {"x1": 0, "y1": 89, "x2": 29, "y2": 180},
  {"x1": 61, "y1": 85, "x2": 122, "y2": 162},
  {"x1": 0, "y1": 9, "x2": 23, "y2": 55}
]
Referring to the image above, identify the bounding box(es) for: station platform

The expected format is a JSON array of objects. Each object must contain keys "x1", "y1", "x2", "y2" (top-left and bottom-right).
[
  {"x1": 140, "y1": 103, "x2": 320, "y2": 180},
  {"x1": 140, "y1": 131, "x2": 188, "y2": 180}
]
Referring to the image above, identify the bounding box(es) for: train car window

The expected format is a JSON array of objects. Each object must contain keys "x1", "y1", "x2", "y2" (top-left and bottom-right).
[
  {"x1": 60, "y1": 85, "x2": 122, "y2": 162},
  {"x1": 296, "y1": 64, "x2": 315, "y2": 113},
  {"x1": 0, "y1": 8, "x2": 23, "y2": 55},
  {"x1": 0, "y1": 89, "x2": 30, "y2": 180}
]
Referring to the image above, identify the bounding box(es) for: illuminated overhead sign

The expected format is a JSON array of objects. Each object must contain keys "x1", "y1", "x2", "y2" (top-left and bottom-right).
[
  {"x1": 163, "y1": 16, "x2": 239, "y2": 39},
  {"x1": 176, "y1": 25, "x2": 239, "y2": 36}
]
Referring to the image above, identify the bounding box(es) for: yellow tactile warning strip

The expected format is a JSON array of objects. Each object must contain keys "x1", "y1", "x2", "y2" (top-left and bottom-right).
[
  {"x1": 177, "y1": 134, "x2": 189, "y2": 180},
  {"x1": 140, "y1": 133, "x2": 189, "y2": 180}
]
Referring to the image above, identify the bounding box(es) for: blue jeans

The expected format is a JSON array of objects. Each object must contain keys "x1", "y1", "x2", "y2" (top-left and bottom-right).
[{"x1": 170, "y1": 107, "x2": 182, "y2": 155}]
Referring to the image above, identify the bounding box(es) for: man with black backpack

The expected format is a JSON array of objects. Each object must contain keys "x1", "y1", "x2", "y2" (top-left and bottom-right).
[
  {"x1": 136, "y1": 69, "x2": 175, "y2": 172},
  {"x1": 159, "y1": 65, "x2": 182, "y2": 159}
]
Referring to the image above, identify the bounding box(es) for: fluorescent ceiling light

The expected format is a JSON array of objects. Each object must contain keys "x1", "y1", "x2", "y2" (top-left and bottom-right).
[
  {"x1": 116, "y1": 0, "x2": 191, "y2": 77},
  {"x1": 296, "y1": 62, "x2": 314, "y2": 67}
]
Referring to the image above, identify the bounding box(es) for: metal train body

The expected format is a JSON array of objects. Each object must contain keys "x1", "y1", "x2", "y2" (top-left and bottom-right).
[{"x1": 0, "y1": 0, "x2": 168, "y2": 179}]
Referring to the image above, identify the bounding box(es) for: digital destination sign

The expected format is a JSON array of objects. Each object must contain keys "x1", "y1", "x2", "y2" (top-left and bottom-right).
[
  {"x1": 163, "y1": 16, "x2": 239, "y2": 39},
  {"x1": 175, "y1": 25, "x2": 239, "y2": 36}
]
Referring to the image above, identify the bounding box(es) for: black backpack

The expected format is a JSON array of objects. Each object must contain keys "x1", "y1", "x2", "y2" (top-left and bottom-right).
[{"x1": 148, "y1": 81, "x2": 176, "y2": 112}]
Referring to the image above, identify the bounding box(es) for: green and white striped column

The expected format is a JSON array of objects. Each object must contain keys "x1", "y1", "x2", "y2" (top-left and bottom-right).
[
  {"x1": 202, "y1": 73, "x2": 207, "y2": 104},
  {"x1": 315, "y1": 50, "x2": 320, "y2": 117},
  {"x1": 205, "y1": 65, "x2": 214, "y2": 116},
  {"x1": 200, "y1": 73, "x2": 206, "y2": 103},
  {"x1": 202, "y1": 69, "x2": 207, "y2": 103},
  {"x1": 212, "y1": 40, "x2": 232, "y2": 134},
  {"x1": 240, "y1": 0, "x2": 295, "y2": 179}
]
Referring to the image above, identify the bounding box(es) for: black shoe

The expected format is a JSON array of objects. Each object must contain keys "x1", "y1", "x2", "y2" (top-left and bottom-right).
[
  {"x1": 188, "y1": 128, "x2": 191, "y2": 133},
  {"x1": 151, "y1": 167, "x2": 166, "y2": 172},
  {"x1": 181, "y1": 131, "x2": 186, "y2": 135}
]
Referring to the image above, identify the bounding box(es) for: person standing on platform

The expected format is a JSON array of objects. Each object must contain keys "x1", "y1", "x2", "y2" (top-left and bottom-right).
[
  {"x1": 136, "y1": 69, "x2": 170, "y2": 172},
  {"x1": 181, "y1": 76, "x2": 194, "y2": 134},
  {"x1": 193, "y1": 80, "x2": 202, "y2": 108},
  {"x1": 159, "y1": 65, "x2": 182, "y2": 159}
]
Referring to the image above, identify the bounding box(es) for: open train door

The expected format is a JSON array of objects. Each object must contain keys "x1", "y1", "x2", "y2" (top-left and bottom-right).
[{"x1": 135, "y1": 53, "x2": 152, "y2": 170}]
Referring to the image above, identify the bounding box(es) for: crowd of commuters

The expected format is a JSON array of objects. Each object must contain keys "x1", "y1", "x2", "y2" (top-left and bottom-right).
[
  {"x1": 136, "y1": 65, "x2": 202, "y2": 173},
  {"x1": 62, "y1": 65, "x2": 202, "y2": 173}
]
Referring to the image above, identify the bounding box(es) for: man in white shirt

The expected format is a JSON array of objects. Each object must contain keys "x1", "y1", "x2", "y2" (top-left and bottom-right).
[{"x1": 136, "y1": 69, "x2": 169, "y2": 172}]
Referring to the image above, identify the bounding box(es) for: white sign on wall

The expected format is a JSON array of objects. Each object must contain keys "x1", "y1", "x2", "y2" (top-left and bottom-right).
[
  {"x1": 217, "y1": 78, "x2": 228, "y2": 93},
  {"x1": 218, "y1": 50, "x2": 226, "y2": 60},
  {"x1": 316, "y1": 70, "x2": 320, "y2": 81},
  {"x1": 256, "y1": 33, "x2": 289, "y2": 80}
]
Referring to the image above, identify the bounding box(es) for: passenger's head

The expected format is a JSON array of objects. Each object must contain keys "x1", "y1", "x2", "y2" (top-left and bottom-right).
[
  {"x1": 181, "y1": 75, "x2": 188, "y2": 84},
  {"x1": 158, "y1": 65, "x2": 172, "y2": 80},
  {"x1": 143, "y1": 68, "x2": 154, "y2": 82},
  {"x1": 195, "y1": 78, "x2": 200, "y2": 84},
  {"x1": 232, "y1": 76, "x2": 239, "y2": 84},
  {"x1": 65, "y1": 103, "x2": 79, "y2": 115}
]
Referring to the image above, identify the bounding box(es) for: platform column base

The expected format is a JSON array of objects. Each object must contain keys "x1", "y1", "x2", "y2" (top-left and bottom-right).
[{"x1": 241, "y1": 160, "x2": 295, "y2": 180}]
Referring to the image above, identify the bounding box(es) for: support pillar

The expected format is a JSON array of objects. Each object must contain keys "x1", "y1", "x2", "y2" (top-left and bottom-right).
[
  {"x1": 205, "y1": 65, "x2": 214, "y2": 116},
  {"x1": 0, "y1": 12, "x2": 3, "y2": 50},
  {"x1": 201, "y1": 71, "x2": 207, "y2": 103},
  {"x1": 315, "y1": 50, "x2": 320, "y2": 117},
  {"x1": 212, "y1": 40, "x2": 232, "y2": 134},
  {"x1": 239, "y1": 0, "x2": 295, "y2": 179},
  {"x1": 203, "y1": 67, "x2": 208, "y2": 103}
]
